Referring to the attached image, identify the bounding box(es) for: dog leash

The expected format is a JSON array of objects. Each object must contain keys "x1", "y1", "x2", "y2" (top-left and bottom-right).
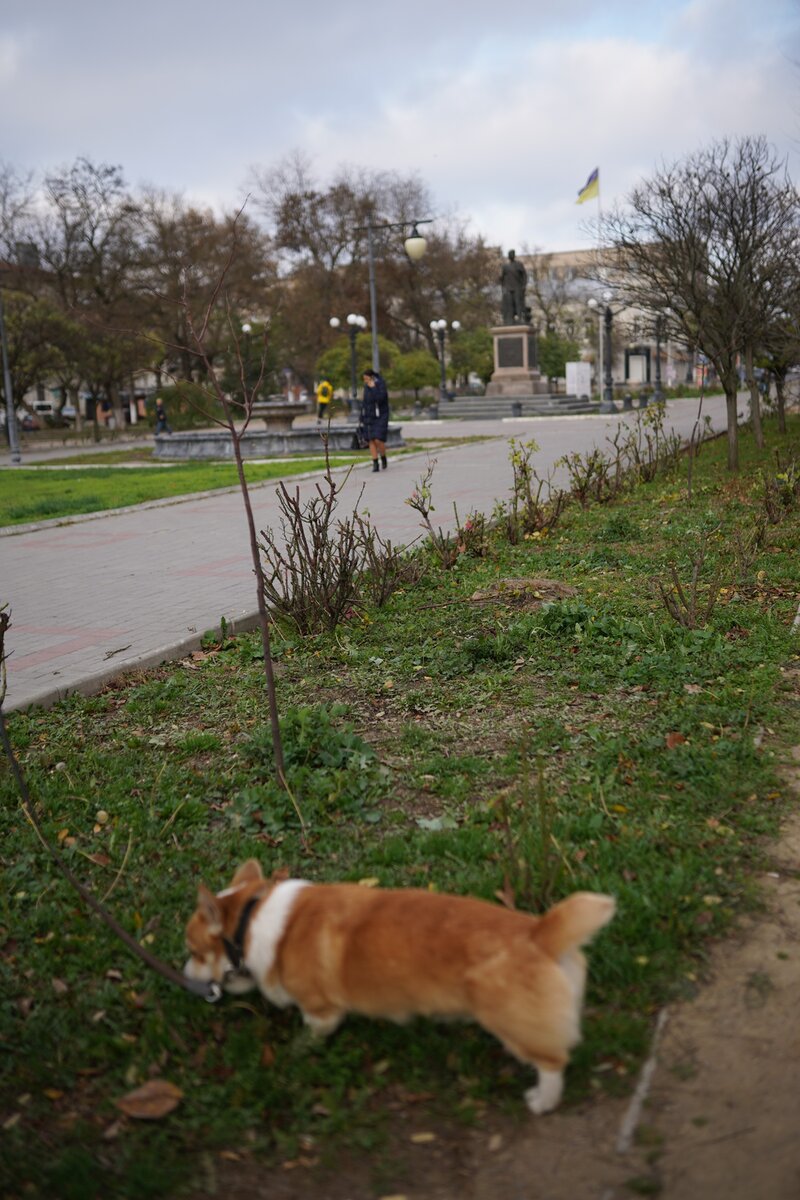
[{"x1": 0, "y1": 705, "x2": 222, "y2": 1003}]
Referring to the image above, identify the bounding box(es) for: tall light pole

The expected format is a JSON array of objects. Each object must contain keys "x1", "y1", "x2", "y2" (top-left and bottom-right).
[
  {"x1": 0, "y1": 290, "x2": 21, "y2": 464},
  {"x1": 430, "y1": 319, "x2": 461, "y2": 411},
  {"x1": 330, "y1": 313, "x2": 367, "y2": 414},
  {"x1": 357, "y1": 218, "x2": 431, "y2": 372},
  {"x1": 653, "y1": 314, "x2": 665, "y2": 404},
  {"x1": 588, "y1": 290, "x2": 621, "y2": 413}
]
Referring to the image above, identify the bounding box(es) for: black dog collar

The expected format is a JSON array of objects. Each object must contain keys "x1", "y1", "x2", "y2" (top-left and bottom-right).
[{"x1": 222, "y1": 894, "x2": 263, "y2": 972}]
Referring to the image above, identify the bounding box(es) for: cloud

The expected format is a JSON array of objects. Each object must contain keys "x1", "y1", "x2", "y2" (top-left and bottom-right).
[
  {"x1": 296, "y1": 26, "x2": 797, "y2": 249},
  {"x1": 0, "y1": 0, "x2": 797, "y2": 250},
  {"x1": 0, "y1": 35, "x2": 23, "y2": 83}
]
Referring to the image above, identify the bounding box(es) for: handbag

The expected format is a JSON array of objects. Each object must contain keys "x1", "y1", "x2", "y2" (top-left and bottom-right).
[{"x1": 351, "y1": 423, "x2": 369, "y2": 450}]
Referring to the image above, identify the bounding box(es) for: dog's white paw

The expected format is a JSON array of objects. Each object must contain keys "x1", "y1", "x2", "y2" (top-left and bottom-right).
[
  {"x1": 303, "y1": 1012, "x2": 342, "y2": 1038},
  {"x1": 525, "y1": 1068, "x2": 563, "y2": 1115}
]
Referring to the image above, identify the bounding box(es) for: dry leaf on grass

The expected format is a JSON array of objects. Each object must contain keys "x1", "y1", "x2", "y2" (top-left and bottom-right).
[
  {"x1": 115, "y1": 1079, "x2": 183, "y2": 1120},
  {"x1": 665, "y1": 731, "x2": 687, "y2": 749}
]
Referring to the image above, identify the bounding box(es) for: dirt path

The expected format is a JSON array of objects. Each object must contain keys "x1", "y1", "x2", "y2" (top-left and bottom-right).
[{"x1": 190, "y1": 750, "x2": 800, "y2": 1200}]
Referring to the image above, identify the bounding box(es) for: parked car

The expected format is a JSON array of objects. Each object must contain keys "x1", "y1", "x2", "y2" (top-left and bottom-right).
[
  {"x1": 20, "y1": 412, "x2": 41, "y2": 431},
  {"x1": 61, "y1": 403, "x2": 77, "y2": 421}
]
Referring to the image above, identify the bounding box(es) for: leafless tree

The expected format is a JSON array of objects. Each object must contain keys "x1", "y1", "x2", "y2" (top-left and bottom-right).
[
  {"x1": 249, "y1": 152, "x2": 495, "y2": 375},
  {"x1": 29, "y1": 158, "x2": 147, "y2": 428},
  {"x1": 603, "y1": 136, "x2": 800, "y2": 470},
  {"x1": 138, "y1": 188, "x2": 277, "y2": 384}
]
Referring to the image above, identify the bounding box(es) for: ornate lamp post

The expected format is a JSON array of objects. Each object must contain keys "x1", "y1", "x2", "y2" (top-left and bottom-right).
[
  {"x1": 652, "y1": 314, "x2": 666, "y2": 404},
  {"x1": 588, "y1": 290, "x2": 622, "y2": 414},
  {"x1": 429, "y1": 319, "x2": 461, "y2": 413},
  {"x1": 330, "y1": 313, "x2": 367, "y2": 414},
  {"x1": 356, "y1": 218, "x2": 432, "y2": 371}
]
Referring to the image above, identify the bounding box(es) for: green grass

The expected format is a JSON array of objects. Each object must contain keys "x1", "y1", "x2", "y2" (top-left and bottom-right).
[
  {"x1": 0, "y1": 457, "x2": 359, "y2": 527},
  {"x1": 0, "y1": 416, "x2": 798, "y2": 1198},
  {"x1": 29, "y1": 448, "x2": 160, "y2": 466}
]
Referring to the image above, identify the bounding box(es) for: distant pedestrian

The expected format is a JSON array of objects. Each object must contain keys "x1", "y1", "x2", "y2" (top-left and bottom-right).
[
  {"x1": 316, "y1": 377, "x2": 333, "y2": 423},
  {"x1": 361, "y1": 369, "x2": 389, "y2": 472},
  {"x1": 154, "y1": 399, "x2": 172, "y2": 435}
]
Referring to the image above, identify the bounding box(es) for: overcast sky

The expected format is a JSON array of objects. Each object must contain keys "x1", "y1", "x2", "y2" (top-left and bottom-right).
[{"x1": 2, "y1": 0, "x2": 798, "y2": 251}]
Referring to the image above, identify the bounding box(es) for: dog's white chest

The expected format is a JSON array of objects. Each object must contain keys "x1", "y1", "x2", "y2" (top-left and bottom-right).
[{"x1": 245, "y1": 880, "x2": 309, "y2": 1001}]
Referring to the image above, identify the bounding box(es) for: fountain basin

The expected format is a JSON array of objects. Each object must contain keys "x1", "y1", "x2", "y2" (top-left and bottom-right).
[
  {"x1": 153, "y1": 424, "x2": 404, "y2": 461},
  {"x1": 250, "y1": 398, "x2": 314, "y2": 431}
]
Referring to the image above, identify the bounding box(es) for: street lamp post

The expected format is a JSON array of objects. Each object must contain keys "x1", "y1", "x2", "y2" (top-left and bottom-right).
[
  {"x1": 357, "y1": 218, "x2": 432, "y2": 372},
  {"x1": 588, "y1": 290, "x2": 619, "y2": 414},
  {"x1": 430, "y1": 319, "x2": 461, "y2": 415},
  {"x1": 652, "y1": 314, "x2": 665, "y2": 404},
  {"x1": 330, "y1": 313, "x2": 367, "y2": 414},
  {"x1": 0, "y1": 290, "x2": 21, "y2": 464}
]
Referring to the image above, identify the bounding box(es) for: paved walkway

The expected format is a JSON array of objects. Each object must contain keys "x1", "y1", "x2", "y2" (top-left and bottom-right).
[{"x1": 1, "y1": 398, "x2": 732, "y2": 712}]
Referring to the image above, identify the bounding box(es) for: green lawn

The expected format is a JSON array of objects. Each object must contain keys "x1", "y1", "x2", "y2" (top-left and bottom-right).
[
  {"x1": 0, "y1": 457, "x2": 360, "y2": 527},
  {"x1": 0, "y1": 417, "x2": 798, "y2": 1198}
]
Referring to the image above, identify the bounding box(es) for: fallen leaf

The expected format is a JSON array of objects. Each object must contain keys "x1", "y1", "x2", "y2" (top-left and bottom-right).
[
  {"x1": 260, "y1": 1043, "x2": 275, "y2": 1068},
  {"x1": 43, "y1": 1089, "x2": 63, "y2": 1101},
  {"x1": 88, "y1": 853, "x2": 112, "y2": 867},
  {"x1": 115, "y1": 1079, "x2": 183, "y2": 1120},
  {"x1": 358, "y1": 877, "x2": 380, "y2": 888},
  {"x1": 2, "y1": 1113, "x2": 21, "y2": 1130},
  {"x1": 665, "y1": 732, "x2": 686, "y2": 749},
  {"x1": 415, "y1": 815, "x2": 458, "y2": 831},
  {"x1": 488, "y1": 1133, "x2": 503, "y2": 1152},
  {"x1": 410, "y1": 1131, "x2": 436, "y2": 1144},
  {"x1": 684, "y1": 683, "x2": 702, "y2": 694},
  {"x1": 52, "y1": 978, "x2": 69, "y2": 996}
]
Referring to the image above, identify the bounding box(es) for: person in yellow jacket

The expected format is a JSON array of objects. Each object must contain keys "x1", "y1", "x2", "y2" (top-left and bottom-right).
[{"x1": 316, "y1": 378, "x2": 334, "y2": 423}]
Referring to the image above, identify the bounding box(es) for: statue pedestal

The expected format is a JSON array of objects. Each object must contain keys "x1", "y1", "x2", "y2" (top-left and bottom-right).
[{"x1": 486, "y1": 324, "x2": 548, "y2": 396}]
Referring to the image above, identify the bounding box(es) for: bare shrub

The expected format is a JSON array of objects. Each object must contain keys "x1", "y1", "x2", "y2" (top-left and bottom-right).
[
  {"x1": 260, "y1": 445, "x2": 418, "y2": 634},
  {"x1": 404, "y1": 460, "x2": 460, "y2": 569},
  {"x1": 652, "y1": 534, "x2": 725, "y2": 628}
]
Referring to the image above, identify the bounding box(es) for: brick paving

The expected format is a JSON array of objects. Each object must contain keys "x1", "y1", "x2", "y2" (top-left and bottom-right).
[{"x1": 0, "y1": 398, "x2": 733, "y2": 711}]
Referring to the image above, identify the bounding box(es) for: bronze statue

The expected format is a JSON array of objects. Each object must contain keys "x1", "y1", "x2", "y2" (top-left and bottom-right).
[{"x1": 500, "y1": 249, "x2": 528, "y2": 324}]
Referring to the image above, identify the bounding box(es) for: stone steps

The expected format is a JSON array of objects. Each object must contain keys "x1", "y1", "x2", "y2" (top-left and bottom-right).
[{"x1": 434, "y1": 395, "x2": 599, "y2": 419}]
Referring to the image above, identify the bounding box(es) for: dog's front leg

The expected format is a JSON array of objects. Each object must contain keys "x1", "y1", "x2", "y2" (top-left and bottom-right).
[{"x1": 302, "y1": 1009, "x2": 344, "y2": 1038}]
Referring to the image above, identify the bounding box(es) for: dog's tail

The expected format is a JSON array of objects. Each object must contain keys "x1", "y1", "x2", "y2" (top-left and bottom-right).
[{"x1": 533, "y1": 892, "x2": 615, "y2": 959}]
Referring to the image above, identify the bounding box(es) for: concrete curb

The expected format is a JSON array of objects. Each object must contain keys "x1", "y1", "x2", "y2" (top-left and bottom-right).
[{"x1": 12, "y1": 613, "x2": 266, "y2": 712}]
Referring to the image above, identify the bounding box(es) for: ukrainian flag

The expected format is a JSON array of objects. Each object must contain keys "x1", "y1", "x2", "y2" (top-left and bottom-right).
[{"x1": 576, "y1": 168, "x2": 600, "y2": 204}]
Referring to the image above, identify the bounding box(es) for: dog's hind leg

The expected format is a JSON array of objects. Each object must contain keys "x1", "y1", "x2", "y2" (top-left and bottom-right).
[{"x1": 524, "y1": 1065, "x2": 564, "y2": 1115}]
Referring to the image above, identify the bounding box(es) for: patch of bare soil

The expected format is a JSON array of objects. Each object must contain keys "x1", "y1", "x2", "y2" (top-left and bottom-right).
[{"x1": 469, "y1": 577, "x2": 577, "y2": 609}]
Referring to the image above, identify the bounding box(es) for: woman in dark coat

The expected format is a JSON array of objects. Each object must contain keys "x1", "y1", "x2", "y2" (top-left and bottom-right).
[{"x1": 361, "y1": 369, "x2": 390, "y2": 472}]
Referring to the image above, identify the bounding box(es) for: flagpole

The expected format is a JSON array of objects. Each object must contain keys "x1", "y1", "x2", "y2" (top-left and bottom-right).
[{"x1": 596, "y1": 180, "x2": 603, "y2": 406}]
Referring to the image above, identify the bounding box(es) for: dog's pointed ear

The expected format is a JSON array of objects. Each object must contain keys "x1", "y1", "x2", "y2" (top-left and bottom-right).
[
  {"x1": 197, "y1": 884, "x2": 222, "y2": 934},
  {"x1": 231, "y1": 859, "x2": 264, "y2": 888}
]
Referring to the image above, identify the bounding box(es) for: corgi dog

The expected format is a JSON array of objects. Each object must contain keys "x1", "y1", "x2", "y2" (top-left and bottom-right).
[{"x1": 184, "y1": 860, "x2": 615, "y2": 1114}]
